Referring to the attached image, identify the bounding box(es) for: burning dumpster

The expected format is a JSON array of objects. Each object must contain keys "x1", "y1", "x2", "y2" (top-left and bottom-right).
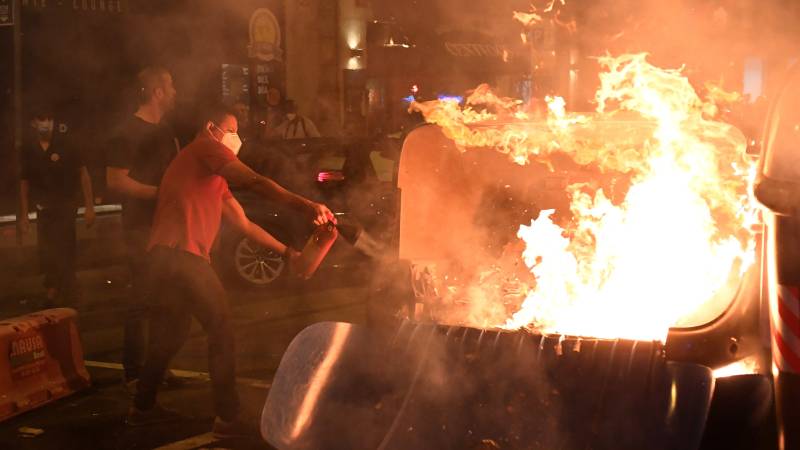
[
  {"x1": 261, "y1": 321, "x2": 713, "y2": 450},
  {"x1": 262, "y1": 55, "x2": 768, "y2": 449}
]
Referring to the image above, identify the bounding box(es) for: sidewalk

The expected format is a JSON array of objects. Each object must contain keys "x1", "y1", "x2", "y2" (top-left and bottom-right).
[
  {"x1": 0, "y1": 263, "x2": 370, "y2": 449},
  {"x1": 0, "y1": 366, "x2": 275, "y2": 450}
]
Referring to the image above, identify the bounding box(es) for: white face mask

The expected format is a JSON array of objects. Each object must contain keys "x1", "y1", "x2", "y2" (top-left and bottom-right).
[
  {"x1": 34, "y1": 119, "x2": 54, "y2": 134},
  {"x1": 213, "y1": 124, "x2": 242, "y2": 156},
  {"x1": 221, "y1": 132, "x2": 242, "y2": 156}
]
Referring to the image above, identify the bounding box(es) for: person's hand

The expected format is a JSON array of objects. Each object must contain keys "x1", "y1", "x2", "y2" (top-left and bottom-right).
[
  {"x1": 84, "y1": 207, "x2": 96, "y2": 229},
  {"x1": 16, "y1": 215, "x2": 30, "y2": 245},
  {"x1": 309, "y1": 202, "x2": 336, "y2": 226}
]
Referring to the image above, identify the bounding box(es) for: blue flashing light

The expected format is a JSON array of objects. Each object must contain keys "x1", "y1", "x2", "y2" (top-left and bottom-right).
[{"x1": 437, "y1": 95, "x2": 464, "y2": 103}]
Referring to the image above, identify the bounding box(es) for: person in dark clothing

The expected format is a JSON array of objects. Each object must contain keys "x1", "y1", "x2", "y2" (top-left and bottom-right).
[
  {"x1": 17, "y1": 107, "x2": 95, "y2": 306},
  {"x1": 274, "y1": 99, "x2": 321, "y2": 139},
  {"x1": 230, "y1": 100, "x2": 253, "y2": 142},
  {"x1": 106, "y1": 66, "x2": 181, "y2": 389},
  {"x1": 127, "y1": 104, "x2": 333, "y2": 437}
]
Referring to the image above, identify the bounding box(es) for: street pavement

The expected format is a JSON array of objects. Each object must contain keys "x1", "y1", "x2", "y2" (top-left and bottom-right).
[{"x1": 0, "y1": 264, "x2": 372, "y2": 449}]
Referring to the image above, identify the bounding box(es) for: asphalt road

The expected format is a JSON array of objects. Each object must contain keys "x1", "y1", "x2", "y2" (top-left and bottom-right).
[
  {"x1": 0, "y1": 264, "x2": 372, "y2": 449},
  {"x1": 0, "y1": 263, "x2": 783, "y2": 450}
]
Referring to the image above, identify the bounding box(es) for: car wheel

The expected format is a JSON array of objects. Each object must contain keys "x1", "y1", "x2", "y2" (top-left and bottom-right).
[{"x1": 232, "y1": 237, "x2": 286, "y2": 288}]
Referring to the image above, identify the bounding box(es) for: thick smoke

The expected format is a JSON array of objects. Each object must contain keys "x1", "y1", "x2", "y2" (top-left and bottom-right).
[{"x1": 572, "y1": 0, "x2": 798, "y2": 102}]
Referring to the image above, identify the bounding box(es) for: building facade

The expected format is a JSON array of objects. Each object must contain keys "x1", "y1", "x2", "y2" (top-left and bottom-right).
[{"x1": 0, "y1": 0, "x2": 377, "y2": 210}]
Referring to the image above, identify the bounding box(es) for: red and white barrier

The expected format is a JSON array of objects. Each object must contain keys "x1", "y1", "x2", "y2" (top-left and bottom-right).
[
  {"x1": 770, "y1": 285, "x2": 800, "y2": 374},
  {"x1": 0, "y1": 308, "x2": 90, "y2": 422}
]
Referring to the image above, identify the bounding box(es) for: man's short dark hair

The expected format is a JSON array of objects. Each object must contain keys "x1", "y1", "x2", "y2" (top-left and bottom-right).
[{"x1": 137, "y1": 66, "x2": 171, "y2": 105}]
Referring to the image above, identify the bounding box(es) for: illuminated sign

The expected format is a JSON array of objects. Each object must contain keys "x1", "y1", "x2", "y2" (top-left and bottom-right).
[
  {"x1": 0, "y1": 0, "x2": 12, "y2": 26},
  {"x1": 248, "y1": 8, "x2": 282, "y2": 62},
  {"x1": 222, "y1": 64, "x2": 250, "y2": 104}
]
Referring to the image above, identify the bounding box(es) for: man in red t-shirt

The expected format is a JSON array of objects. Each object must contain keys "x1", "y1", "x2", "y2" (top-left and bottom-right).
[{"x1": 128, "y1": 105, "x2": 333, "y2": 437}]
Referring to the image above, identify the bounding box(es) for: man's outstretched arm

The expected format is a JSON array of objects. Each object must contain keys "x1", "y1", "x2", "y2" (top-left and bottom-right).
[
  {"x1": 218, "y1": 159, "x2": 333, "y2": 226},
  {"x1": 221, "y1": 195, "x2": 296, "y2": 257}
]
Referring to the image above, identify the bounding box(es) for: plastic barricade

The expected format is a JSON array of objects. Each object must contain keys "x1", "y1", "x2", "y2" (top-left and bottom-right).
[{"x1": 0, "y1": 308, "x2": 90, "y2": 422}]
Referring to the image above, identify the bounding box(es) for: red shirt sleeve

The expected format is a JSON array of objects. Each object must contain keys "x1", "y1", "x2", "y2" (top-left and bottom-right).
[{"x1": 195, "y1": 139, "x2": 237, "y2": 174}]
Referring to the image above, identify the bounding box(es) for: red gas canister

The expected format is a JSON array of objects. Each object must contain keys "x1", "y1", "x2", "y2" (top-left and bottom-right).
[{"x1": 293, "y1": 222, "x2": 338, "y2": 279}]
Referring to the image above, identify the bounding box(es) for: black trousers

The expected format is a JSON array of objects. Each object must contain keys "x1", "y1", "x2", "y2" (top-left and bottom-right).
[
  {"x1": 134, "y1": 246, "x2": 240, "y2": 420},
  {"x1": 37, "y1": 205, "x2": 77, "y2": 294},
  {"x1": 122, "y1": 228, "x2": 150, "y2": 380}
]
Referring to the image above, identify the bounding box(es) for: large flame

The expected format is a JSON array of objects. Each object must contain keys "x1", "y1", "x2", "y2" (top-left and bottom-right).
[{"x1": 410, "y1": 54, "x2": 757, "y2": 342}]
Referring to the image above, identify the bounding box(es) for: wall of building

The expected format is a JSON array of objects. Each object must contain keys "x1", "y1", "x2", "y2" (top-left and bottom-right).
[
  {"x1": 284, "y1": 0, "x2": 342, "y2": 136},
  {"x1": 0, "y1": 0, "x2": 291, "y2": 208},
  {"x1": 0, "y1": 20, "x2": 15, "y2": 211},
  {"x1": 338, "y1": 0, "x2": 371, "y2": 132},
  {"x1": 338, "y1": 0, "x2": 370, "y2": 71},
  {"x1": 285, "y1": 0, "x2": 320, "y2": 123}
]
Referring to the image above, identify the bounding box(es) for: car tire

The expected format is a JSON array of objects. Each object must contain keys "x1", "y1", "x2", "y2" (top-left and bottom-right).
[{"x1": 217, "y1": 233, "x2": 287, "y2": 290}]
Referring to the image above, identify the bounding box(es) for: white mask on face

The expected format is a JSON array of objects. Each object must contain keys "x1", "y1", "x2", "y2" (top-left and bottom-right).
[
  {"x1": 34, "y1": 119, "x2": 54, "y2": 134},
  {"x1": 221, "y1": 132, "x2": 243, "y2": 156},
  {"x1": 212, "y1": 124, "x2": 242, "y2": 156}
]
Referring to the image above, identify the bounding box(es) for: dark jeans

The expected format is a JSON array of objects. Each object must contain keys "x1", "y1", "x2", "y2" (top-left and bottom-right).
[
  {"x1": 37, "y1": 205, "x2": 77, "y2": 295},
  {"x1": 134, "y1": 246, "x2": 240, "y2": 420},
  {"x1": 122, "y1": 228, "x2": 150, "y2": 380}
]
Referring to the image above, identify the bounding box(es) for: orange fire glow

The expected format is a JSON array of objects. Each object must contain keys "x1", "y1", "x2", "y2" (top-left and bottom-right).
[
  {"x1": 514, "y1": 1, "x2": 573, "y2": 33},
  {"x1": 410, "y1": 54, "x2": 757, "y2": 342}
]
